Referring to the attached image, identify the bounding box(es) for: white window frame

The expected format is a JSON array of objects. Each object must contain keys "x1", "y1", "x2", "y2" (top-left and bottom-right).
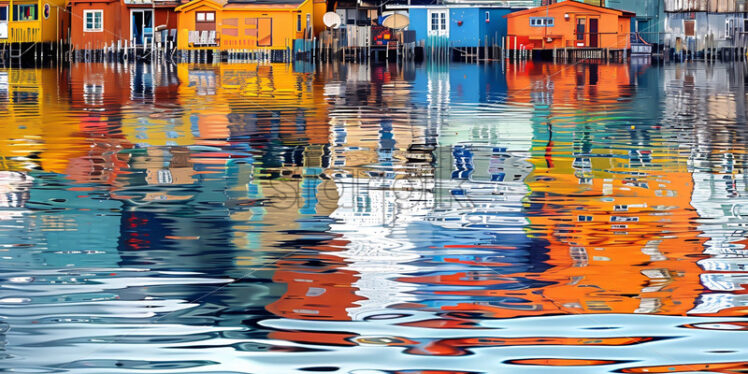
[
  {"x1": 196, "y1": 12, "x2": 215, "y2": 22},
  {"x1": 83, "y1": 9, "x2": 103, "y2": 32},
  {"x1": 530, "y1": 17, "x2": 554, "y2": 27},
  {"x1": 427, "y1": 9, "x2": 448, "y2": 36}
]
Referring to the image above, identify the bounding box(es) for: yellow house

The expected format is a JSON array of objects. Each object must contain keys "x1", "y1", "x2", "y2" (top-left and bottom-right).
[
  {"x1": 0, "y1": 0, "x2": 67, "y2": 43},
  {"x1": 175, "y1": 0, "x2": 326, "y2": 51}
]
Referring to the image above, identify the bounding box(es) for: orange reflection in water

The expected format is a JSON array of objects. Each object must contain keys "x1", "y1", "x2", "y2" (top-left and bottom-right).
[{"x1": 620, "y1": 361, "x2": 748, "y2": 373}]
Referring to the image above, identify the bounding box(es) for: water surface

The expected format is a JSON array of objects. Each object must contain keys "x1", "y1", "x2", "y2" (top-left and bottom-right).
[{"x1": 0, "y1": 60, "x2": 746, "y2": 373}]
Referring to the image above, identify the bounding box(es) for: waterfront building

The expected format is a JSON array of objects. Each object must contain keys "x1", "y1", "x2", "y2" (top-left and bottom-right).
[
  {"x1": 0, "y1": 0, "x2": 67, "y2": 47},
  {"x1": 505, "y1": 0, "x2": 632, "y2": 51},
  {"x1": 547, "y1": 0, "x2": 664, "y2": 45},
  {"x1": 174, "y1": 0, "x2": 326, "y2": 52},
  {"x1": 662, "y1": 0, "x2": 747, "y2": 57},
  {"x1": 394, "y1": 4, "x2": 524, "y2": 54},
  {"x1": 68, "y1": 0, "x2": 179, "y2": 53}
]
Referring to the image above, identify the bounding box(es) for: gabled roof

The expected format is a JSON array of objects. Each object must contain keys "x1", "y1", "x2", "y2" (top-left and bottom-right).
[
  {"x1": 175, "y1": 0, "x2": 225, "y2": 12},
  {"x1": 505, "y1": 0, "x2": 635, "y2": 18},
  {"x1": 224, "y1": 0, "x2": 305, "y2": 8}
]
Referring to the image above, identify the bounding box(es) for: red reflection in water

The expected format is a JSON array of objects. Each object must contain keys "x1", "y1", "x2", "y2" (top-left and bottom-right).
[{"x1": 506, "y1": 358, "x2": 626, "y2": 366}]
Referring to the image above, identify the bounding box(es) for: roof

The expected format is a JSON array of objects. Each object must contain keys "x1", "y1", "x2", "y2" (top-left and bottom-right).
[
  {"x1": 504, "y1": 0, "x2": 635, "y2": 18},
  {"x1": 225, "y1": 0, "x2": 304, "y2": 5},
  {"x1": 175, "y1": 0, "x2": 225, "y2": 12},
  {"x1": 176, "y1": 0, "x2": 304, "y2": 11},
  {"x1": 389, "y1": 4, "x2": 526, "y2": 10}
]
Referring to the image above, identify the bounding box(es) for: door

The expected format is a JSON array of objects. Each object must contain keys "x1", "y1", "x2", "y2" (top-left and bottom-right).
[
  {"x1": 576, "y1": 17, "x2": 586, "y2": 47},
  {"x1": 427, "y1": 9, "x2": 448, "y2": 37},
  {"x1": 131, "y1": 9, "x2": 154, "y2": 45},
  {"x1": 258, "y1": 17, "x2": 272, "y2": 46},
  {"x1": 589, "y1": 18, "x2": 599, "y2": 48}
]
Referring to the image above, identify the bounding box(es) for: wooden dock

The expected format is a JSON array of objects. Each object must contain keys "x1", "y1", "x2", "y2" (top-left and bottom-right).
[{"x1": 552, "y1": 48, "x2": 628, "y2": 62}]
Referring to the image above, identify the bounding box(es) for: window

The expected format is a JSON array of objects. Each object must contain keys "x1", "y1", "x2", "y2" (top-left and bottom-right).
[
  {"x1": 0, "y1": 6, "x2": 6, "y2": 39},
  {"x1": 83, "y1": 10, "x2": 103, "y2": 32},
  {"x1": 485, "y1": 11, "x2": 490, "y2": 23},
  {"x1": 13, "y1": 4, "x2": 38, "y2": 21},
  {"x1": 530, "y1": 17, "x2": 554, "y2": 27},
  {"x1": 297, "y1": 14, "x2": 301, "y2": 32},
  {"x1": 306, "y1": 13, "x2": 310, "y2": 32},
  {"x1": 684, "y1": 20, "x2": 695, "y2": 37},
  {"x1": 196, "y1": 11, "x2": 215, "y2": 22},
  {"x1": 440, "y1": 12, "x2": 446, "y2": 30},
  {"x1": 431, "y1": 12, "x2": 438, "y2": 31},
  {"x1": 577, "y1": 18, "x2": 586, "y2": 41}
]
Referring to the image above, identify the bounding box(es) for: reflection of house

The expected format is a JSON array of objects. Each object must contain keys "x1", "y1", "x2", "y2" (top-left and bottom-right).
[
  {"x1": 506, "y1": 1, "x2": 632, "y2": 50},
  {"x1": 661, "y1": 63, "x2": 748, "y2": 125},
  {"x1": 175, "y1": 0, "x2": 326, "y2": 51},
  {"x1": 326, "y1": 174, "x2": 428, "y2": 320},
  {"x1": 505, "y1": 62, "x2": 631, "y2": 108},
  {"x1": 0, "y1": 68, "x2": 94, "y2": 174},
  {"x1": 690, "y1": 154, "x2": 748, "y2": 316},
  {"x1": 68, "y1": 0, "x2": 179, "y2": 51},
  {"x1": 515, "y1": 123, "x2": 706, "y2": 317}
]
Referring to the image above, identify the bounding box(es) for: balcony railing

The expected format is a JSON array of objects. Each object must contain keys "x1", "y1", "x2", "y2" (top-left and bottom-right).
[
  {"x1": 188, "y1": 30, "x2": 218, "y2": 47},
  {"x1": 9, "y1": 24, "x2": 41, "y2": 43}
]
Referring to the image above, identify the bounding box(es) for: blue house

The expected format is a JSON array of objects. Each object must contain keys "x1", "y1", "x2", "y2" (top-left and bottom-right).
[{"x1": 394, "y1": 5, "x2": 526, "y2": 50}]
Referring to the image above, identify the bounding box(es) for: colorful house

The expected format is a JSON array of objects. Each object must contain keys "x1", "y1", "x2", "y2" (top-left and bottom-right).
[
  {"x1": 0, "y1": 0, "x2": 67, "y2": 44},
  {"x1": 174, "y1": 0, "x2": 326, "y2": 51},
  {"x1": 505, "y1": 0, "x2": 633, "y2": 50},
  {"x1": 663, "y1": 0, "x2": 747, "y2": 57},
  {"x1": 68, "y1": 0, "x2": 179, "y2": 52},
  {"x1": 397, "y1": 5, "x2": 523, "y2": 49}
]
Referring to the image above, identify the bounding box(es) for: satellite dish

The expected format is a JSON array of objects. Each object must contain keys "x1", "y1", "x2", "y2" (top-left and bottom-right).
[
  {"x1": 382, "y1": 14, "x2": 409, "y2": 30},
  {"x1": 323, "y1": 12, "x2": 342, "y2": 29}
]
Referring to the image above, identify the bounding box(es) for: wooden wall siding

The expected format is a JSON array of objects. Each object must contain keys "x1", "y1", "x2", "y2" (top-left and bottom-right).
[{"x1": 664, "y1": 0, "x2": 746, "y2": 12}]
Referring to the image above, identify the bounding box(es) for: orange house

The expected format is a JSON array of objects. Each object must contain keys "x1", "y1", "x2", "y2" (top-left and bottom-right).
[
  {"x1": 68, "y1": 0, "x2": 179, "y2": 51},
  {"x1": 175, "y1": 0, "x2": 326, "y2": 51},
  {"x1": 505, "y1": 0, "x2": 632, "y2": 50}
]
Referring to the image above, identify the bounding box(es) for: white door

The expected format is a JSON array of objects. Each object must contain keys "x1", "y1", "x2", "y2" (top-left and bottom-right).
[{"x1": 427, "y1": 9, "x2": 448, "y2": 37}]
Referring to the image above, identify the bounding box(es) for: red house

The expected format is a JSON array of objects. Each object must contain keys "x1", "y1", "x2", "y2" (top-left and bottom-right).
[{"x1": 68, "y1": 0, "x2": 179, "y2": 52}]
